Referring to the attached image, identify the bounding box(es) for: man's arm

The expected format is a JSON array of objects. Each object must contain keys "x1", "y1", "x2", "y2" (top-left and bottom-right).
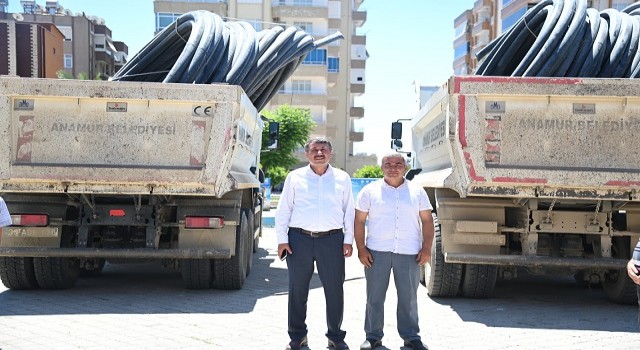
[
  {"x1": 627, "y1": 239, "x2": 640, "y2": 285},
  {"x1": 416, "y1": 210, "x2": 434, "y2": 266},
  {"x1": 275, "y1": 174, "x2": 294, "y2": 257},
  {"x1": 354, "y1": 209, "x2": 372, "y2": 267}
]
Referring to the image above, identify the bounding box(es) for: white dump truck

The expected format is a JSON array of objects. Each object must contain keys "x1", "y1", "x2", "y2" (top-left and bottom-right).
[
  {"x1": 392, "y1": 76, "x2": 640, "y2": 304},
  {"x1": 0, "y1": 77, "x2": 273, "y2": 290}
]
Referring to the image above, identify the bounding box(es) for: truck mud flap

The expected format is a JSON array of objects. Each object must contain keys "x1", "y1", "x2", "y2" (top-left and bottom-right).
[
  {"x1": 445, "y1": 253, "x2": 627, "y2": 270},
  {"x1": 0, "y1": 248, "x2": 231, "y2": 259}
]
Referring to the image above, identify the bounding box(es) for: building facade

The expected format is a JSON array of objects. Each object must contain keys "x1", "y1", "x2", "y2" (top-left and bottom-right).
[
  {"x1": 0, "y1": 0, "x2": 128, "y2": 79},
  {"x1": 153, "y1": 0, "x2": 371, "y2": 173},
  {"x1": 453, "y1": 0, "x2": 640, "y2": 76}
]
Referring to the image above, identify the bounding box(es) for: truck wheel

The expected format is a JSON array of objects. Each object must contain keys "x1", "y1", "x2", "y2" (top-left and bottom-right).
[
  {"x1": 603, "y1": 237, "x2": 637, "y2": 304},
  {"x1": 181, "y1": 259, "x2": 213, "y2": 289},
  {"x1": 33, "y1": 257, "x2": 80, "y2": 289},
  {"x1": 423, "y1": 214, "x2": 462, "y2": 297},
  {"x1": 461, "y1": 264, "x2": 497, "y2": 298},
  {"x1": 0, "y1": 257, "x2": 39, "y2": 289},
  {"x1": 79, "y1": 258, "x2": 106, "y2": 277},
  {"x1": 213, "y1": 212, "x2": 249, "y2": 290}
]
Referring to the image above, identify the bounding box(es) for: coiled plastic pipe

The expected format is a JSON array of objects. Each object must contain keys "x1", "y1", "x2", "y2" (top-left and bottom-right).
[
  {"x1": 475, "y1": 0, "x2": 640, "y2": 78},
  {"x1": 112, "y1": 11, "x2": 343, "y2": 111}
]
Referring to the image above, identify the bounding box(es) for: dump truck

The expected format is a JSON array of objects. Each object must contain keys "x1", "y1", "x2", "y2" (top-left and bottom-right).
[
  {"x1": 392, "y1": 76, "x2": 640, "y2": 304},
  {"x1": 0, "y1": 76, "x2": 273, "y2": 290}
]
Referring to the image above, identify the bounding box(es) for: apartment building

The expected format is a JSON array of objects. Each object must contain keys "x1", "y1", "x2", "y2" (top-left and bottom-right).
[
  {"x1": 453, "y1": 0, "x2": 640, "y2": 76},
  {"x1": 153, "y1": 0, "x2": 373, "y2": 173},
  {"x1": 0, "y1": 0, "x2": 128, "y2": 79}
]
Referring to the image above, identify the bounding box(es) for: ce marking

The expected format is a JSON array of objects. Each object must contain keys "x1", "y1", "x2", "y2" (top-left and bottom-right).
[{"x1": 192, "y1": 105, "x2": 213, "y2": 117}]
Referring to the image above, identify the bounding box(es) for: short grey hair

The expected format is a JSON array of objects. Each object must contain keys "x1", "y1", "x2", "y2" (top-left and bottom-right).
[
  {"x1": 380, "y1": 153, "x2": 406, "y2": 165},
  {"x1": 304, "y1": 137, "x2": 333, "y2": 152}
]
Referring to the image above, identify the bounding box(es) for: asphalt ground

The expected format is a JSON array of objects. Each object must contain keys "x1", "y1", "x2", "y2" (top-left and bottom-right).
[{"x1": 1, "y1": 211, "x2": 640, "y2": 349}]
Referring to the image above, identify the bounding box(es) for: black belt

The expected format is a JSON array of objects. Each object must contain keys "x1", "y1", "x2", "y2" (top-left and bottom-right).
[{"x1": 291, "y1": 227, "x2": 343, "y2": 238}]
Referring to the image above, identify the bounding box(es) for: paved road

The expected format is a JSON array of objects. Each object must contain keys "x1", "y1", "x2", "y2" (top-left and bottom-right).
[{"x1": 2, "y1": 223, "x2": 640, "y2": 349}]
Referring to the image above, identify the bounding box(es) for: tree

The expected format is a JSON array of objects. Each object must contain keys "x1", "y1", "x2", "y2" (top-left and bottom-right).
[
  {"x1": 353, "y1": 165, "x2": 383, "y2": 178},
  {"x1": 261, "y1": 105, "x2": 315, "y2": 187}
]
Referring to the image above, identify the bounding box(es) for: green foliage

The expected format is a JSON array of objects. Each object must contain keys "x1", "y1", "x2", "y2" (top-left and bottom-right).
[
  {"x1": 56, "y1": 70, "x2": 73, "y2": 79},
  {"x1": 353, "y1": 165, "x2": 383, "y2": 178},
  {"x1": 260, "y1": 105, "x2": 315, "y2": 186},
  {"x1": 76, "y1": 72, "x2": 89, "y2": 80},
  {"x1": 266, "y1": 166, "x2": 289, "y2": 190}
]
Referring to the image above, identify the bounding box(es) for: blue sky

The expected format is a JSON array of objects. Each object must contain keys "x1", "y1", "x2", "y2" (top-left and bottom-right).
[{"x1": 8, "y1": 0, "x2": 473, "y2": 161}]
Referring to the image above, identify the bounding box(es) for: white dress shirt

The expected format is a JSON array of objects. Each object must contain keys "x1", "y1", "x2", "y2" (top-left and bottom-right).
[
  {"x1": 0, "y1": 197, "x2": 12, "y2": 227},
  {"x1": 355, "y1": 178, "x2": 432, "y2": 255},
  {"x1": 275, "y1": 165, "x2": 355, "y2": 244}
]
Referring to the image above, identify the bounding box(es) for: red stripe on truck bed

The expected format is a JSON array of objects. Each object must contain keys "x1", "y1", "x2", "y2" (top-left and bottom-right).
[{"x1": 605, "y1": 180, "x2": 640, "y2": 187}]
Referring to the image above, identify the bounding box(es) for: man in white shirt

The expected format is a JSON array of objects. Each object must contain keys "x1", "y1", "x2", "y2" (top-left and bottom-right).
[
  {"x1": 276, "y1": 137, "x2": 355, "y2": 350},
  {"x1": 0, "y1": 196, "x2": 12, "y2": 227},
  {"x1": 354, "y1": 153, "x2": 433, "y2": 350}
]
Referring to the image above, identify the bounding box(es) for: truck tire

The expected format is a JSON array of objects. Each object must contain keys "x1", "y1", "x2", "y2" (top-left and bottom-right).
[
  {"x1": 422, "y1": 215, "x2": 462, "y2": 297},
  {"x1": 461, "y1": 264, "x2": 497, "y2": 298},
  {"x1": 0, "y1": 257, "x2": 39, "y2": 289},
  {"x1": 181, "y1": 259, "x2": 213, "y2": 289},
  {"x1": 33, "y1": 257, "x2": 80, "y2": 289},
  {"x1": 79, "y1": 258, "x2": 106, "y2": 277},
  {"x1": 603, "y1": 237, "x2": 637, "y2": 304},
  {"x1": 213, "y1": 212, "x2": 249, "y2": 290}
]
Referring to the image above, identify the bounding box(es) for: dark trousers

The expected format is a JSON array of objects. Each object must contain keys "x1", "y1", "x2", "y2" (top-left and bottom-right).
[{"x1": 287, "y1": 228, "x2": 346, "y2": 341}]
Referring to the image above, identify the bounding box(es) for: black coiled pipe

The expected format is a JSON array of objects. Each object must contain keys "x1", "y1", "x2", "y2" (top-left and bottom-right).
[
  {"x1": 112, "y1": 11, "x2": 343, "y2": 111},
  {"x1": 476, "y1": 0, "x2": 640, "y2": 78}
]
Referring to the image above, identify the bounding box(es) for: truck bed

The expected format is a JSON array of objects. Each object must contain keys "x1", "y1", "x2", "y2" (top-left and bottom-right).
[
  {"x1": 412, "y1": 76, "x2": 640, "y2": 200},
  {"x1": 0, "y1": 77, "x2": 262, "y2": 197}
]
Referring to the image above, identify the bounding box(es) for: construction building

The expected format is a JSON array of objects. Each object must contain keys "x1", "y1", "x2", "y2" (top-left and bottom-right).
[{"x1": 153, "y1": 0, "x2": 374, "y2": 173}]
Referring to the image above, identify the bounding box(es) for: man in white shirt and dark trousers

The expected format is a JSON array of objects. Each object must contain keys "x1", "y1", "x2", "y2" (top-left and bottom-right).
[
  {"x1": 354, "y1": 153, "x2": 434, "y2": 350},
  {"x1": 276, "y1": 137, "x2": 355, "y2": 350}
]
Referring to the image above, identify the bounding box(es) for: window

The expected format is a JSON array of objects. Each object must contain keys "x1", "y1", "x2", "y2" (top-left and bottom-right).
[
  {"x1": 245, "y1": 19, "x2": 263, "y2": 31},
  {"x1": 455, "y1": 20, "x2": 467, "y2": 38},
  {"x1": 156, "y1": 13, "x2": 182, "y2": 32},
  {"x1": 501, "y1": 7, "x2": 527, "y2": 32},
  {"x1": 502, "y1": 0, "x2": 515, "y2": 8},
  {"x1": 294, "y1": 21, "x2": 313, "y2": 34},
  {"x1": 454, "y1": 42, "x2": 469, "y2": 60},
  {"x1": 328, "y1": 57, "x2": 339, "y2": 73},
  {"x1": 302, "y1": 49, "x2": 326, "y2": 65},
  {"x1": 57, "y1": 26, "x2": 72, "y2": 42},
  {"x1": 64, "y1": 54, "x2": 73, "y2": 68},
  {"x1": 292, "y1": 80, "x2": 311, "y2": 93}
]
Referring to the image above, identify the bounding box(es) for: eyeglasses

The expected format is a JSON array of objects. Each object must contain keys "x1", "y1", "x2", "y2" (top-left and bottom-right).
[{"x1": 307, "y1": 148, "x2": 331, "y2": 154}]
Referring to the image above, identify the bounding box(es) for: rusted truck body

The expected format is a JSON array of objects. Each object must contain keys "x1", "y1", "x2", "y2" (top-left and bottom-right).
[
  {"x1": 0, "y1": 77, "x2": 266, "y2": 290},
  {"x1": 401, "y1": 76, "x2": 640, "y2": 303}
]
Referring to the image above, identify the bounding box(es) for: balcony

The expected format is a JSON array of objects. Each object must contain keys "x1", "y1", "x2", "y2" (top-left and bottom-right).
[
  {"x1": 349, "y1": 130, "x2": 364, "y2": 142},
  {"x1": 472, "y1": 19, "x2": 491, "y2": 36},
  {"x1": 295, "y1": 64, "x2": 328, "y2": 77},
  {"x1": 271, "y1": 91, "x2": 328, "y2": 106},
  {"x1": 352, "y1": 35, "x2": 367, "y2": 45},
  {"x1": 154, "y1": 1, "x2": 227, "y2": 15},
  {"x1": 272, "y1": 2, "x2": 328, "y2": 19},
  {"x1": 351, "y1": 83, "x2": 365, "y2": 95},
  {"x1": 474, "y1": 0, "x2": 492, "y2": 12},
  {"x1": 352, "y1": 10, "x2": 367, "y2": 27},
  {"x1": 351, "y1": 59, "x2": 366, "y2": 69},
  {"x1": 350, "y1": 106, "x2": 364, "y2": 119}
]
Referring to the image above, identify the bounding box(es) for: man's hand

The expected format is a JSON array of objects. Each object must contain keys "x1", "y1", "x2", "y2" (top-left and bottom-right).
[
  {"x1": 416, "y1": 246, "x2": 431, "y2": 266},
  {"x1": 627, "y1": 259, "x2": 640, "y2": 285},
  {"x1": 278, "y1": 243, "x2": 292, "y2": 260},
  {"x1": 343, "y1": 244, "x2": 353, "y2": 257},
  {"x1": 357, "y1": 246, "x2": 373, "y2": 268}
]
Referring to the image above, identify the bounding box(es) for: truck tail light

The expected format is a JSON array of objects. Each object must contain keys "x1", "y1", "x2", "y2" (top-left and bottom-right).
[
  {"x1": 110, "y1": 209, "x2": 126, "y2": 217},
  {"x1": 10, "y1": 214, "x2": 49, "y2": 226},
  {"x1": 185, "y1": 216, "x2": 224, "y2": 229}
]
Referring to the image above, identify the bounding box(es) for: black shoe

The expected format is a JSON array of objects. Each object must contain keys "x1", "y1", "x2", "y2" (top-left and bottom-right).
[
  {"x1": 360, "y1": 338, "x2": 382, "y2": 350},
  {"x1": 404, "y1": 339, "x2": 428, "y2": 350},
  {"x1": 328, "y1": 338, "x2": 350, "y2": 350},
  {"x1": 286, "y1": 336, "x2": 308, "y2": 350}
]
